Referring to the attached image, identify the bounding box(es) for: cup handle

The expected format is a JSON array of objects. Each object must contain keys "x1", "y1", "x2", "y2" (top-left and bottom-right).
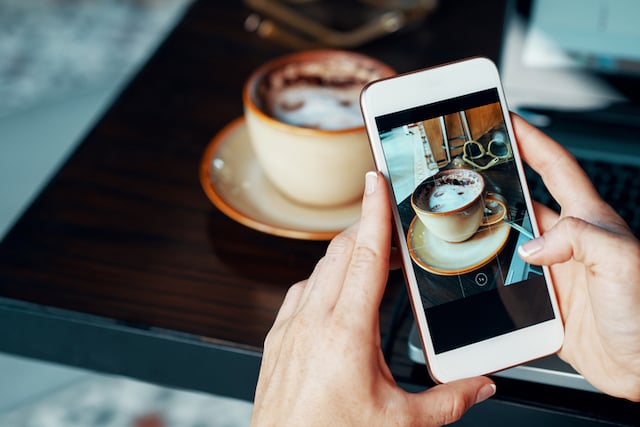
[{"x1": 481, "y1": 193, "x2": 507, "y2": 227}]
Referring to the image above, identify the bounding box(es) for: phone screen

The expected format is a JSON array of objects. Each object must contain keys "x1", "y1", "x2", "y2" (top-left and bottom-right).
[{"x1": 375, "y1": 88, "x2": 556, "y2": 354}]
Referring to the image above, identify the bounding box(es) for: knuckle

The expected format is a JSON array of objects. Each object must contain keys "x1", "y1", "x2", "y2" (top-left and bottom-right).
[
  {"x1": 559, "y1": 216, "x2": 586, "y2": 233},
  {"x1": 427, "y1": 390, "x2": 472, "y2": 426},
  {"x1": 287, "y1": 280, "x2": 306, "y2": 296},
  {"x1": 263, "y1": 327, "x2": 278, "y2": 349},
  {"x1": 326, "y1": 230, "x2": 356, "y2": 256},
  {"x1": 350, "y1": 245, "x2": 379, "y2": 270},
  {"x1": 557, "y1": 216, "x2": 589, "y2": 248},
  {"x1": 568, "y1": 216, "x2": 586, "y2": 228},
  {"x1": 441, "y1": 394, "x2": 470, "y2": 425}
]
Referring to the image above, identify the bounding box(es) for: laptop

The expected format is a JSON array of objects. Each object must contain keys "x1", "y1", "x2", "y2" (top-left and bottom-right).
[
  {"x1": 501, "y1": 0, "x2": 640, "y2": 235},
  {"x1": 407, "y1": 0, "x2": 640, "y2": 393}
]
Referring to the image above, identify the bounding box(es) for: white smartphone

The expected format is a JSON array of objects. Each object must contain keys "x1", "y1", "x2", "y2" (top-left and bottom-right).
[{"x1": 360, "y1": 57, "x2": 564, "y2": 383}]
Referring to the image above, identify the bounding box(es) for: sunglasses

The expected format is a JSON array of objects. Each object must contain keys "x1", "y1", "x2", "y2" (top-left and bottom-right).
[{"x1": 462, "y1": 137, "x2": 512, "y2": 170}]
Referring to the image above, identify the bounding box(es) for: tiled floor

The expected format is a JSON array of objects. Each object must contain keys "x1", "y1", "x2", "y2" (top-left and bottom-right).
[
  {"x1": 0, "y1": 354, "x2": 253, "y2": 427},
  {"x1": 0, "y1": 1, "x2": 253, "y2": 425}
]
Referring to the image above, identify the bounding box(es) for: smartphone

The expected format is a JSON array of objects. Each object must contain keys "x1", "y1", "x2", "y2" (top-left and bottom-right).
[{"x1": 360, "y1": 57, "x2": 564, "y2": 383}]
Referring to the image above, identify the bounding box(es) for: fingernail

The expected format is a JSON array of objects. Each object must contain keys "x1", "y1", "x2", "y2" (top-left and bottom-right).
[
  {"x1": 518, "y1": 236, "x2": 545, "y2": 258},
  {"x1": 365, "y1": 171, "x2": 378, "y2": 195},
  {"x1": 475, "y1": 383, "x2": 496, "y2": 404}
]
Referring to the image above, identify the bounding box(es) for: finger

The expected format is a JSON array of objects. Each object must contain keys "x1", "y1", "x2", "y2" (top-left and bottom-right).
[
  {"x1": 511, "y1": 114, "x2": 602, "y2": 219},
  {"x1": 299, "y1": 221, "x2": 359, "y2": 312},
  {"x1": 335, "y1": 171, "x2": 392, "y2": 322},
  {"x1": 517, "y1": 216, "x2": 640, "y2": 324},
  {"x1": 518, "y1": 215, "x2": 629, "y2": 268},
  {"x1": 409, "y1": 377, "x2": 495, "y2": 426}
]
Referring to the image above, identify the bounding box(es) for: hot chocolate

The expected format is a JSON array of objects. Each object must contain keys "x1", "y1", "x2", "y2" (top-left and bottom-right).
[
  {"x1": 256, "y1": 57, "x2": 387, "y2": 130},
  {"x1": 423, "y1": 173, "x2": 482, "y2": 212},
  {"x1": 243, "y1": 50, "x2": 395, "y2": 207},
  {"x1": 411, "y1": 169, "x2": 506, "y2": 243}
]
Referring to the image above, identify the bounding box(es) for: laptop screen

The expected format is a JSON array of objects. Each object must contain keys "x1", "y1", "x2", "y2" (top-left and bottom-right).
[
  {"x1": 523, "y1": 0, "x2": 640, "y2": 77},
  {"x1": 500, "y1": 0, "x2": 640, "y2": 111}
]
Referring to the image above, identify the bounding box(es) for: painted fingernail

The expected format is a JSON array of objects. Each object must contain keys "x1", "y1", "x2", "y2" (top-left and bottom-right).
[
  {"x1": 518, "y1": 236, "x2": 545, "y2": 258},
  {"x1": 475, "y1": 383, "x2": 496, "y2": 404},
  {"x1": 365, "y1": 171, "x2": 378, "y2": 195}
]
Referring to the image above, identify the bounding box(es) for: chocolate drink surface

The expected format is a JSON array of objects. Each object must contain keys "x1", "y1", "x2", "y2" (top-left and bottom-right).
[
  {"x1": 257, "y1": 57, "x2": 387, "y2": 130},
  {"x1": 416, "y1": 172, "x2": 483, "y2": 213}
]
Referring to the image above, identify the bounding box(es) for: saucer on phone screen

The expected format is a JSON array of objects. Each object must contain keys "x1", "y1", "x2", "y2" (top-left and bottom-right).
[
  {"x1": 200, "y1": 118, "x2": 361, "y2": 240},
  {"x1": 407, "y1": 216, "x2": 511, "y2": 276}
]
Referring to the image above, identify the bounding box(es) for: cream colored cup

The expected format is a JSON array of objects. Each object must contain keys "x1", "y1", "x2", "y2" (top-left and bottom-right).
[
  {"x1": 243, "y1": 50, "x2": 395, "y2": 207},
  {"x1": 411, "y1": 169, "x2": 507, "y2": 243}
]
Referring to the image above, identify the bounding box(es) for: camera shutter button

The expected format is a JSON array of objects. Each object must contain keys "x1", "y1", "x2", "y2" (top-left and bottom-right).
[{"x1": 474, "y1": 273, "x2": 489, "y2": 286}]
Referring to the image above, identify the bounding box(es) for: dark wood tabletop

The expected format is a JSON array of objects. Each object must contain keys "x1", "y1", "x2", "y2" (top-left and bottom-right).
[{"x1": 0, "y1": 1, "x2": 637, "y2": 424}]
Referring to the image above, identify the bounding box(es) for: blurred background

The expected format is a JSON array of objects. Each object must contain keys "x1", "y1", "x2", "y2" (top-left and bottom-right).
[{"x1": 0, "y1": 1, "x2": 253, "y2": 425}]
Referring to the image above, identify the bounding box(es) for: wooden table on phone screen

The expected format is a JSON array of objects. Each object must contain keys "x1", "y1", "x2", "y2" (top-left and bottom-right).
[{"x1": 0, "y1": 1, "x2": 636, "y2": 425}]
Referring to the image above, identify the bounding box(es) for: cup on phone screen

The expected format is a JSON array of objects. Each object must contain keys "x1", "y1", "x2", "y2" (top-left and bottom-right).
[
  {"x1": 411, "y1": 168, "x2": 507, "y2": 242},
  {"x1": 243, "y1": 50, "x2": 395, "y2": 207}
]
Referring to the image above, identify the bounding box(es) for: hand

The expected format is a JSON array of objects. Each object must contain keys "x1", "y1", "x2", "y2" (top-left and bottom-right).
[
  {"x1": 513, "y1": 114, "x2": 640, "y2": 401},
  {"x1": 251, "y1": 171, "x2": 496, "y2": 427}
]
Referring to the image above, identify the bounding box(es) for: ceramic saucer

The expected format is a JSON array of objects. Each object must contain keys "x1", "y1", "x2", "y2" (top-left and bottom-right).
[
  {"x1": 407, "y1": 216, "x2": 511, "y2": 276},
  {"x1": 199, "y1": 118, "x2": 361, "y2": 240}
]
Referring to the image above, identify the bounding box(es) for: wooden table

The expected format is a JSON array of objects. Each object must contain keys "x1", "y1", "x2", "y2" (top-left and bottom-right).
[{"x1": 0, "y1": 1, "x2": 637, "y2": 424}]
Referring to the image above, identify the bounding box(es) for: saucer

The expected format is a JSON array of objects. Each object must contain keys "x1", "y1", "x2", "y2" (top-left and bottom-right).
[
  {"x1": 407, "y1": 216, "x2": 511, "y2": 276},
  {"x1": 199, "y1": 118, "x2": 361, "y2": 240}
]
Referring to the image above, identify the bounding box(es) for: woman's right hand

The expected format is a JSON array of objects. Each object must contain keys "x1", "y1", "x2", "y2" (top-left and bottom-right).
[{"x1": 514, "y1": 114, "x2": 640, "y2": 401}]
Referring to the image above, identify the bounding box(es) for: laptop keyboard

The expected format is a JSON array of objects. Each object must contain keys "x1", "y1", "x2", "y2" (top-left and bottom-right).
[{"x1": 525, "y1": 159, "x2": 640, "y2": 238}]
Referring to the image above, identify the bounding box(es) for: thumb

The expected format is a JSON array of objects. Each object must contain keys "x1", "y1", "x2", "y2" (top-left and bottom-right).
[
  {"x1": 517, "y1": 216, "x2": 605, "y2": 266},
  {"x1": 409, "y1": 377, "x2": 495, "y2": 426}
]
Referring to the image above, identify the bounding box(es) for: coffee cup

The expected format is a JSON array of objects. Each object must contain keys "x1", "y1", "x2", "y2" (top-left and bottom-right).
[
  {"x1": 411, "y1": 169, "x2": 507, "y2": 243},
  {"x1": 243, "y1": 50, "x2": 395, "y2": 207}
]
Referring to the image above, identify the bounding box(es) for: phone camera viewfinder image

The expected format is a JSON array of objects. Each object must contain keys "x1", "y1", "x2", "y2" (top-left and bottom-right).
[{"x1": 375, "y1": 88, "x2": 555, "y2": 355}]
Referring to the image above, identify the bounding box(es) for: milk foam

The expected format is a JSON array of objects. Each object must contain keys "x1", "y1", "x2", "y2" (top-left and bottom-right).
[
  {"x1": 271, "y1": 86, "x2": 363, "y2": 130},
  {"x1": 259, "y1": 57, "x2": 385, "y2": 131},
  {"x1": 428, "y1": 183, "x2": 477, "y2": 212}
]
